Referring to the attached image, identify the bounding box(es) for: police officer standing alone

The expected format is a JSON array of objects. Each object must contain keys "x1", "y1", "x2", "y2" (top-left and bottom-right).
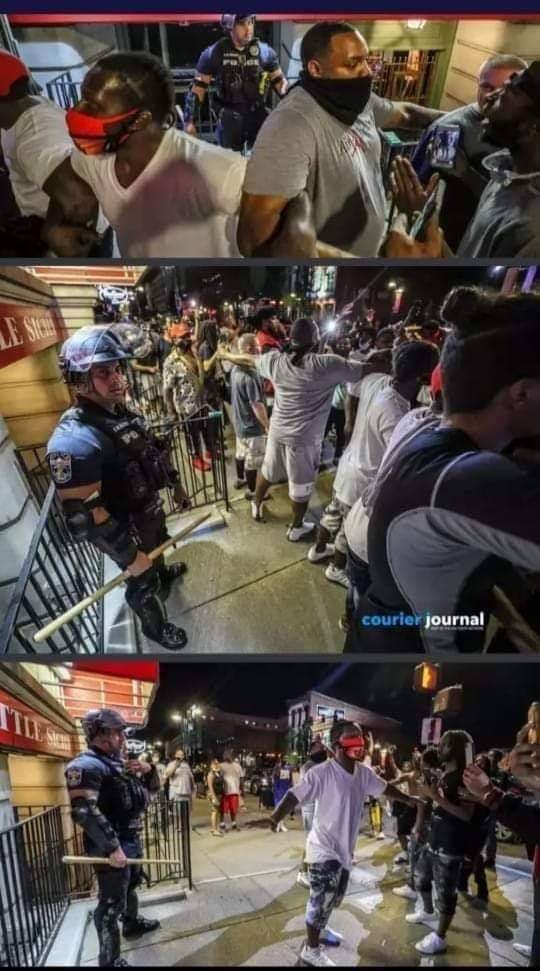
[
  {"x1": 184, "y1": 14, "x2": 287, "y2": 152},
  {"x1": 65, "y1": 709, "x2": 161, "y2": 967},
  {"x1": 47, "y1": 325, "x2": 190, "y2": 650}
]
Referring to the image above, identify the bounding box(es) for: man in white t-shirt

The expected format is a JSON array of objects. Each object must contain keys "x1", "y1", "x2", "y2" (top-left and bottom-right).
[
  {"x1": 60, "y1": 50, "x2": 246, "y2": 258},
  {"x1": 221, "y1": 319, "x2": 378, "y2": 541},
  {"x1": 165, "y1": 748, "x2": 195, "y2": 802},
  {"x1": 309, "y1": 341, "x2": 439, "y2": 601},
  {"x1": 248, "y1": 720, "x2": 420, "y2": 967},
  {"x1": 0, "y1": 50, "x2": 105, "y2": 256},
  {"x1": 219, "y1": 750, "x2": 245, "y2": 831}
]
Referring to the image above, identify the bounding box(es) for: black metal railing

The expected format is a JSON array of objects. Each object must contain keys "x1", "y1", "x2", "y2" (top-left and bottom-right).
[
  {"x1": 14, "y1": 807, "x2": 94, "y2": 901},
  {"x1": 45, "y1": 70, "x2": 81, "y2": 110},
  {"x1": 0, "y1": 480, "x2": 104, "y2": 656},
  {"x1": 0, "y1": 807, "x2": 69, "y2": 967},
  {"x1": 142, "y1": 792, "x2": 192, "y2": 890}
]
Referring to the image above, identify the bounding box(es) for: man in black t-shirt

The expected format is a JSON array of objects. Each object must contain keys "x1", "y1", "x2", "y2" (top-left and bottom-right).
[{"x1": 409, "y1": 731, "x2": 475, "y2": 956}]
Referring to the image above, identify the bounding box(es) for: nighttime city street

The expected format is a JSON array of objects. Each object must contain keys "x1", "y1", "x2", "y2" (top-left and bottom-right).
[
  {"x1": 2, "y1": 262, "x2": 538, "y2": 657},
  {"x1": 37, "y1": 659, "x2": 537, "y2": 968}
]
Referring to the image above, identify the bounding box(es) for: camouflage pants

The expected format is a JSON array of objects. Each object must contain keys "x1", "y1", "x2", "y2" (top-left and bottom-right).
[
  {"x1": 93, "y1": 836, "x2": 142, "y2": 967},
  {"x1": 306, "y1": 860, "x2": 350, "y2": 930}
]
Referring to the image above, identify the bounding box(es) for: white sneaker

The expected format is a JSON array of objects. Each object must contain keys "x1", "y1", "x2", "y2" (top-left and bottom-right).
[
  {"x1": 299, "y1": 944, "x2": 336, "y2": 967},
  {"x1": 276, "y1": 821, "x2": 288, "y2": 832},
  {"x1": 251, "y1": 501, "x2": 264, "y2": 522},
  {"x1": 287, "y1": 521, "x2": 316, "y2": 542},
  {"x1": 325, "y1": 564, "x2": 349, "y2": 588},
  {"x1": 415, "y1": 931, "x2": 447, "y2": 955},
  {"x1": 405, "y1": 910, "x2": 437, "y2": 926},
  {"x1": 307, "y1": 543, "x2": 335, "y2": 563},
  {"x1": 394, "y1": 852, "x2": 408, "y2": 864},
  {"x1": 512, "y1": 943, "x2": 532, "y2": 958},
  {"x1": 392, "y1": 885, "x2": 417, "y2": 900},
  {"x1": 376, "y1": 832, "x2": 386, "y2": 840},
  {"x1": 297, "y1": 871, "x2": 310, "y2": 888}
]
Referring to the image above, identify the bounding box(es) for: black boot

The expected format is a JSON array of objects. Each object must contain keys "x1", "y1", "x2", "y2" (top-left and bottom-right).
[
  {"x1": 244, "y1": 468, "x2": 257, "y2": 498},
  {"x1": 123, "y1": 917, "x2": 161, "y2": 939},
  {"x1": 234, "y1": 459, "x2": 246, "y2": 489},
  {"x1": 158, "y1": 562, "x2": 188, "y2": 601},
  {"x1": 133, "y1": 592, "x2": 188, "y2": 651}
]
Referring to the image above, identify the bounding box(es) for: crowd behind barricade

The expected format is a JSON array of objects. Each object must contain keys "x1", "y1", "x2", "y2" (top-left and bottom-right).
[
  {"x1": 135, "y1": 702, "x2": 540, "y2": 966},
  {"x1": 1, "y1": 19, "x2": 540, "y2": 258},
  {"x1": 46, "y1": 280, "x2": 540, "y2": 653}
]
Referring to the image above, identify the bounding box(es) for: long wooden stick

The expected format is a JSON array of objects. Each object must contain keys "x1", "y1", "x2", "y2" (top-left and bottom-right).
[
  {"x1": 33, "y1": 512, "x2": 211, "y2": 643},
  {"x1": 63, "y1": 855, "x2": 182, "y2": 866}
]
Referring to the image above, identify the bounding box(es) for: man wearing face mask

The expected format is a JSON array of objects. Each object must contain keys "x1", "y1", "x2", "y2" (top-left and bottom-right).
[
  {"x1": 247, "y1": 720, "x2": 420, "y2": 967},
  {"x1": 47, "y1": 325, "x2": 190, "y2": 651},
  {"x1": 238, "y1": 21, "x2": 444, "y2": 258},
  {"x1": 185, "y1": 14, "x2": 287, "y2": 151},
  {"x1": 54, "y1": 51, "x2": 247, "y2": 258},
  {"x1": 65, "y1": 709, "x2": 161, "y2": 967}
]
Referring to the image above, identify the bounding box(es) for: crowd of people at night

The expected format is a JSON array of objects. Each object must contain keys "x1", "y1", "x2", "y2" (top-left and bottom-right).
[
  {"x1": 2, "y1": 18, "x2": 540, "y2": 258},
  {"x1": 49, "y1": 277, "x2": 540, "y2": 653},
  {"x1": 65, "y1": 700, "x2": 540, "y2": 966}
]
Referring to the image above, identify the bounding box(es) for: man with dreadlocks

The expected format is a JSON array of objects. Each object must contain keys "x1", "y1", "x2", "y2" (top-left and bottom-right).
[
  {"x1": 46, "y1": 325, "x2": 190, "y2": 650},
  {"x1": 65, "y1": 708, "x2": 161, "y2": 966},
  {"x1": 220, "y1": 318, "x2": 378, "y2": 541}
]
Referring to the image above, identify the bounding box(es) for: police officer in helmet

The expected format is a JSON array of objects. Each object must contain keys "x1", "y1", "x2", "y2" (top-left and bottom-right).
[
  {"x1": 46, "y1": 324, "x2": 189, "y2": 651},
  {"x1": 184, "y1": 14, "x2": 288, "y2": 152},
  {"x1": 65, "y1": 708, "x2": 161, "y2": 967}
]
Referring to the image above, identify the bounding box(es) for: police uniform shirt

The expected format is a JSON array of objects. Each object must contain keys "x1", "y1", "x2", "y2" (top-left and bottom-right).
[
  {"x1": 46, "y1": 400, "x2": 156, "y2": 520},
  {"x1": 196, "y1": 37, "x2": 279, "y2": 108},
  {"x1": 364, "y1": 423, "x2": 540, "y2": 651},
  {"x1": 65, "y1": 748, "x2": 151, "y2": 847}
]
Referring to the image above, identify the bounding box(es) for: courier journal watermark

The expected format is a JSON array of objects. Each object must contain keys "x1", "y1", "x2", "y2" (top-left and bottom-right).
[{"x1": 360, "y1": 612, "x2": 486, "y2": 631}]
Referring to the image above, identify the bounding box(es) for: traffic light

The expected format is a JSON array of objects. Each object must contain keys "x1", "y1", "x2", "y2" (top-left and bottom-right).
[
  {"x1": 413, "y1": 662, "x2": 440, "y2": 693},
  {"x1": 432, "y1": 684, "x2": 463, "y2": 717}
]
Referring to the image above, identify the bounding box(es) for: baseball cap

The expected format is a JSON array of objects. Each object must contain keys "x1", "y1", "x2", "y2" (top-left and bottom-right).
[{"x1": 0, "y1": 51, "x2": 29, "y2": 99}]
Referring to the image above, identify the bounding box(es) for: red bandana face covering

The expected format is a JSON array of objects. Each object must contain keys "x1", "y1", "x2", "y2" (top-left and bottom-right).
[
  {"x1": 340, "y1": 735, "x2": 365, "y2": 759},
  {"x1": 66, "y1": 107, "x2": 140, "y2": 155}
]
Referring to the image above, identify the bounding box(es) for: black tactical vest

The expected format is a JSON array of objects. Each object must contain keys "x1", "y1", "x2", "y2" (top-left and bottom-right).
[
  {"x1": 215, "y1": 36, "x2": 265, "y2": 108},
  {"x1": 67, "y1": 400, "x2": 176, "y2": 519}
]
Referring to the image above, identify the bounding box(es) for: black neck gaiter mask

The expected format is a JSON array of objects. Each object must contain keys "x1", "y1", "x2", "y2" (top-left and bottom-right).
[{"x1": 299, "y1": 70, "x2": 372, "y2": 127}]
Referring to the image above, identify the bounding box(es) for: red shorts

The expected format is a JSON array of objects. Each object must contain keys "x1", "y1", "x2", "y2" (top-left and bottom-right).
[{"x1": 220, "y1": 793, "x2": 239, "y2": 816}]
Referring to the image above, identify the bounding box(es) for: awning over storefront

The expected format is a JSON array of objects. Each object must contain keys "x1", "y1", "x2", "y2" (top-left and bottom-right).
[{"x1": 62, "y1": 660, "x2": 160, "y2": 727}]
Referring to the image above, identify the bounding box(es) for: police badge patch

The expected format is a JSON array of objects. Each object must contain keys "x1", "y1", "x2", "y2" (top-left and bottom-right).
[
  {"x1": 49, "y1": 452, "x2": 72, "y2": 484},
  {"x1": 66, "y1": 767, "x2": 82, "y2": 787}
]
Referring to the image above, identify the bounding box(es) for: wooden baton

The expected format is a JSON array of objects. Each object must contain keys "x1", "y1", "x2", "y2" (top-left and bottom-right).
[{"x1": 33, "y1": 511, "x2": 211, "y2": 643}]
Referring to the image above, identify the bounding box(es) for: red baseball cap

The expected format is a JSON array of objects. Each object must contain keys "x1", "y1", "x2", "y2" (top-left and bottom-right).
[{"x1": 0, "y1": 51, "x2": 29, "y2": 98}]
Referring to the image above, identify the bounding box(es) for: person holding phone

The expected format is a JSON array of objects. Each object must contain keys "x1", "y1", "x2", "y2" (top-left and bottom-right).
[
  {"x1": 410, "y1": 53, "x2": 527, "y2": 250},
  {"x1": 411, "y1": 730, "x2": 476, "y2": 956},
  {"x1": 463, "y1": 721, "x2": 540, "y2": 966}
]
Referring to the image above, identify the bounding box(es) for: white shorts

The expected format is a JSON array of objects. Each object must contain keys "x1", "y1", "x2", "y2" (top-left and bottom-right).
[
  {"x1": 235, "y1": 434, "x2": 266, "y2": 471},
  {"x1": 262, "y1": 439, "x2": 320, "y2": 502}
]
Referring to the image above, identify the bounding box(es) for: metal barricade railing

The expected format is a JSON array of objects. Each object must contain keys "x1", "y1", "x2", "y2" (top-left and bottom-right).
[
  {"x1": 142, "y1": 792, "x2": 193, "y2": 890},
  {"x1": 14, "y1": 806, "x2": 94, "y2": 901},
  {"x1": 0, "y1": 807, "x2": 69, "y2": 967},
  {"x1": 45, "y1": 71, "x2": 81, "y2": 110},
  {"x1": 0, "y1": 480, "x2": 104, "y2": 656},
  {"x1": 1, "y1": 797, "x2": 192, "y2": 964}
]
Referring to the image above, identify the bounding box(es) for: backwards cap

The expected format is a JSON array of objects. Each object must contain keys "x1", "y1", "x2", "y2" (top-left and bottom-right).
[
  {"x1": 0, "y1": 51, "x2": 29, "y2": 99},
  {"x1": 513, "y1": 61, "x2": 540, "y2": 114}
]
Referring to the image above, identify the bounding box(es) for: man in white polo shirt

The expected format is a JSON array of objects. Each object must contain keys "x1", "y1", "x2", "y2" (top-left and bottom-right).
[{"x1": 248, "y1": 720, "x2": 420, "y2": 967}]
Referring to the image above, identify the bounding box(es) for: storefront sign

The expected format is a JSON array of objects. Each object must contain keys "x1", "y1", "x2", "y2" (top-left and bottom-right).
[
  {"x1": 0, "y1": 689, "x2": 76, "y2": 758},
  {"x1": 0, "y1": 302, "x2": 68, "y2": 370}
]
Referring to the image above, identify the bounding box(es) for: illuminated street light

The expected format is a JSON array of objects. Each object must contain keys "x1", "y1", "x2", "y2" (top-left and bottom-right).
[{"x1": 387, "y1": 280, "x2": 397, "y2": 289}]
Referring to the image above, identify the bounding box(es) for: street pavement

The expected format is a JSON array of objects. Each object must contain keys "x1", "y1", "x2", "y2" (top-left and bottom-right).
[{"x1": 79, "y1": 796, "x2": 533, "y2": 967}]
